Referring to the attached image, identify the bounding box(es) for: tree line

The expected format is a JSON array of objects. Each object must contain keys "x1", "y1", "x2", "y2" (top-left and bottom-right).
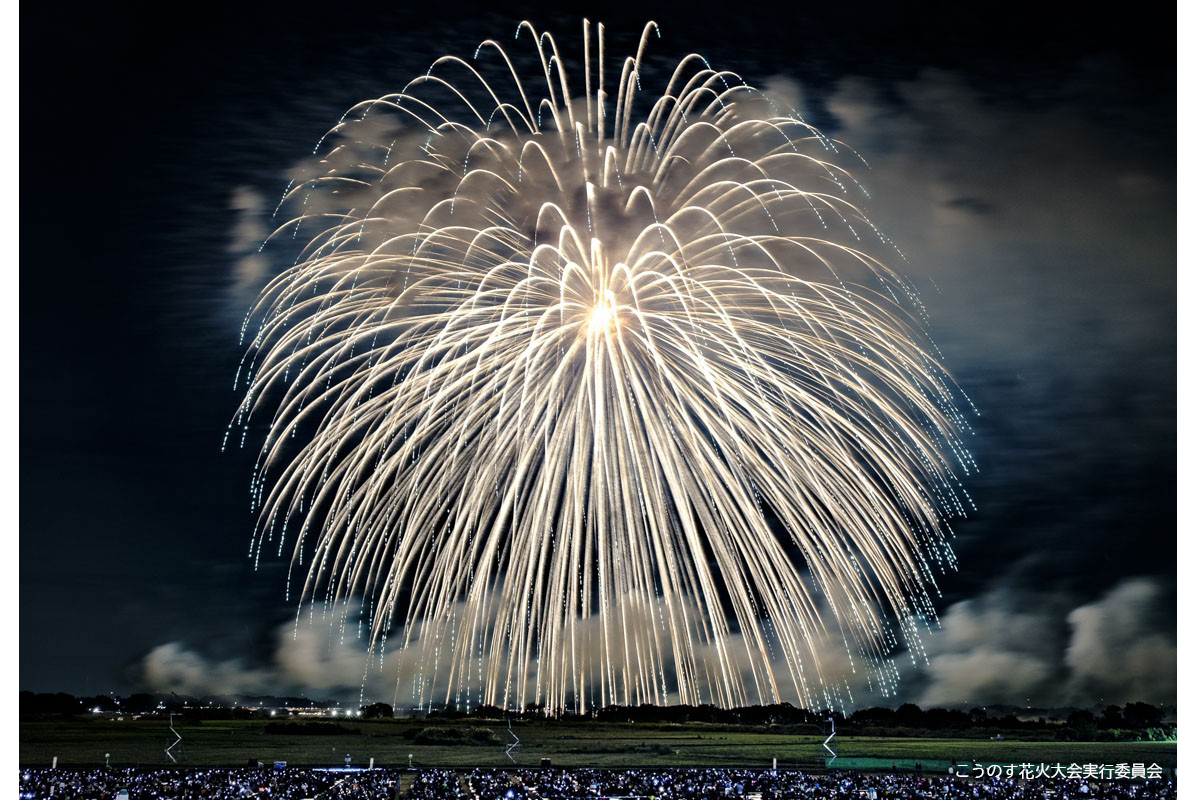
[{"x1": 20, "y1": 692, "x2": 1174, "y2": 741}]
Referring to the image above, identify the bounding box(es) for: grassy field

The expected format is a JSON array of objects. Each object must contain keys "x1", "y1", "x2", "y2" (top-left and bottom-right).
[{"x1": 19, "y1": 718, "x2": 1176, "y2": 770}]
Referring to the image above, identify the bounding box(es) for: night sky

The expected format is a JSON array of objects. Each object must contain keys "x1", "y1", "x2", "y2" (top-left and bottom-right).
[{"x1": 21, "y1": 1, "x2": 1176, "y2": 708}]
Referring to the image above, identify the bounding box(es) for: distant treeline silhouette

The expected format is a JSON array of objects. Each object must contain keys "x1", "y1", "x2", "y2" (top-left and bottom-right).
[
  {"x1": 262, "y1": 721, "x2": 361, "y2": 736},
  {"x1": 19, "y1": 692, "x2": 1174, "y2": 742},
  {"x1": 449, "y1": 701, "x2": 1173, "y2": 741}
]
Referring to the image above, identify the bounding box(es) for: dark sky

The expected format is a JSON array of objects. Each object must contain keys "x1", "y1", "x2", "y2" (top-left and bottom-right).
[{"x1": 21, "y1": 1, "x2": 1176, "y2": 707}]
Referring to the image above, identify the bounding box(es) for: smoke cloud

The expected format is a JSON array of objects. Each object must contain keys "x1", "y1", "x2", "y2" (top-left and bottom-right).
[
  {"x1": 142, "y1": 601, "x2": 410, "y2": 701},
  {"x1": 209, "y1": 65, "x2": 1172, "y2": 710},
  {"x1": 229, "y1": 186, "x2": 271, "y2": 307},
  {"x1": 899, "y1": 578, "x2": 1176, "y2": 707},
  {"x1": 1065, "y1": 579, "x2": 1176, "y2": 705}
]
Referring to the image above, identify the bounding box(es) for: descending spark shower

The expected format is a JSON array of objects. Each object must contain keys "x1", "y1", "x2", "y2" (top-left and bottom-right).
[{"x1": 232, "y1": 21, "x2": 975, "y2": 714}]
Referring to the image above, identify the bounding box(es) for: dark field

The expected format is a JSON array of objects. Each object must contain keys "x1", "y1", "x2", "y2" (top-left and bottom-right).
[{"x1": 19, "y1": 718, "x2": 1177, "y2": 770}]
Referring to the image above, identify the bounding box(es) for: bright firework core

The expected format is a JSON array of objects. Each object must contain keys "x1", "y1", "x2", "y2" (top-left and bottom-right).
[
  {"x1": 233, "y1": 20, "x2": 975, "y2": 714},
  {"x1": 589, "y1": 288, "x2": 618, "y2": 334}
]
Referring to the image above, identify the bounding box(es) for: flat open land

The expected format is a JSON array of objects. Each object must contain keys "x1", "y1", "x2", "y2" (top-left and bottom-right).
[{"x1": 19, "y1": 718, "x2": 1176, "y2": 770}]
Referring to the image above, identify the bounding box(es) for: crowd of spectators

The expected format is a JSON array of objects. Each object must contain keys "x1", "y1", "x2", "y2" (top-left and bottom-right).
[
  {"x1": 18, "y1": 766, "x2": 1176, "y2": 800},
  {"x1": 17, "y1": 768, "x2": 396, "y2": 800},
  {"x1": 418, "y1": 768, "x2": 1176, "y2": 799}
]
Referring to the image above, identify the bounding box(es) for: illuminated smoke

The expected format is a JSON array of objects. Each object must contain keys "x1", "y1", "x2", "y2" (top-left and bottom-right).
[{"x1": 231, "y1": 20, "x2": 975, "y2": 713}]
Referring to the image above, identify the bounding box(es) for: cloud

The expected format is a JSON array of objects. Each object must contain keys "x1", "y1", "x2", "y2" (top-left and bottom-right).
[
  {"x1": 796, "y1": 68, "x2": 1173, "y2": 373},
  {"x1": 1065, "y1": 579, "x2": 1176, "y2": 705},
  {"x1": 142, "y1": 642, "x2": 272, "y2": 697},
  {"x1": 137, "y1": 594, "x2": 872, "y2": 710},
  {"x1": 140, "y1": 601, "x2": 405, "y2": 702},
  {"x1": 907, "y1": 590, "x2": 1061, "y2": 707},
  {"x1": 790, "y1": 67, "x2": 1175, "y2": 708},
  {"x1": 138, "y1": 581, "x2": 1176, "y2": 709},
  {"x1": 942, "y1": 196, "x2": 994, "y2": 215},
  {"x1": 890, "y1": 578, "x2": 1176, "y2": 707},
  {"x1": 228, "y1": 186, "x2": 271, "y2": 304}
]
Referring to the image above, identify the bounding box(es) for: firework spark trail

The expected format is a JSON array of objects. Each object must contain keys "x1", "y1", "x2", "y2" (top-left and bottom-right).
[{"x1": 233, "y1": 20, "x2": 975, "y2": 713}]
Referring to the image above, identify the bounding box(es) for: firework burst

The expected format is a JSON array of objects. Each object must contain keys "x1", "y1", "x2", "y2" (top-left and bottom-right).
[{"x1": 232, "y1": 20, "x2": 975, "y2": 713}]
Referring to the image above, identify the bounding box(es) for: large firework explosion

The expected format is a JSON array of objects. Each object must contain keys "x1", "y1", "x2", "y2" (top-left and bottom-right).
[{"x1": 232, "y1": 21, "x2": 975, "y2": 713}]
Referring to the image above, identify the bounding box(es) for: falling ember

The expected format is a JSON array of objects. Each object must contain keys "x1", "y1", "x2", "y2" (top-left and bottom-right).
[{"x1": 232, "y1": 20, "x2": 975, "y2": 713}]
